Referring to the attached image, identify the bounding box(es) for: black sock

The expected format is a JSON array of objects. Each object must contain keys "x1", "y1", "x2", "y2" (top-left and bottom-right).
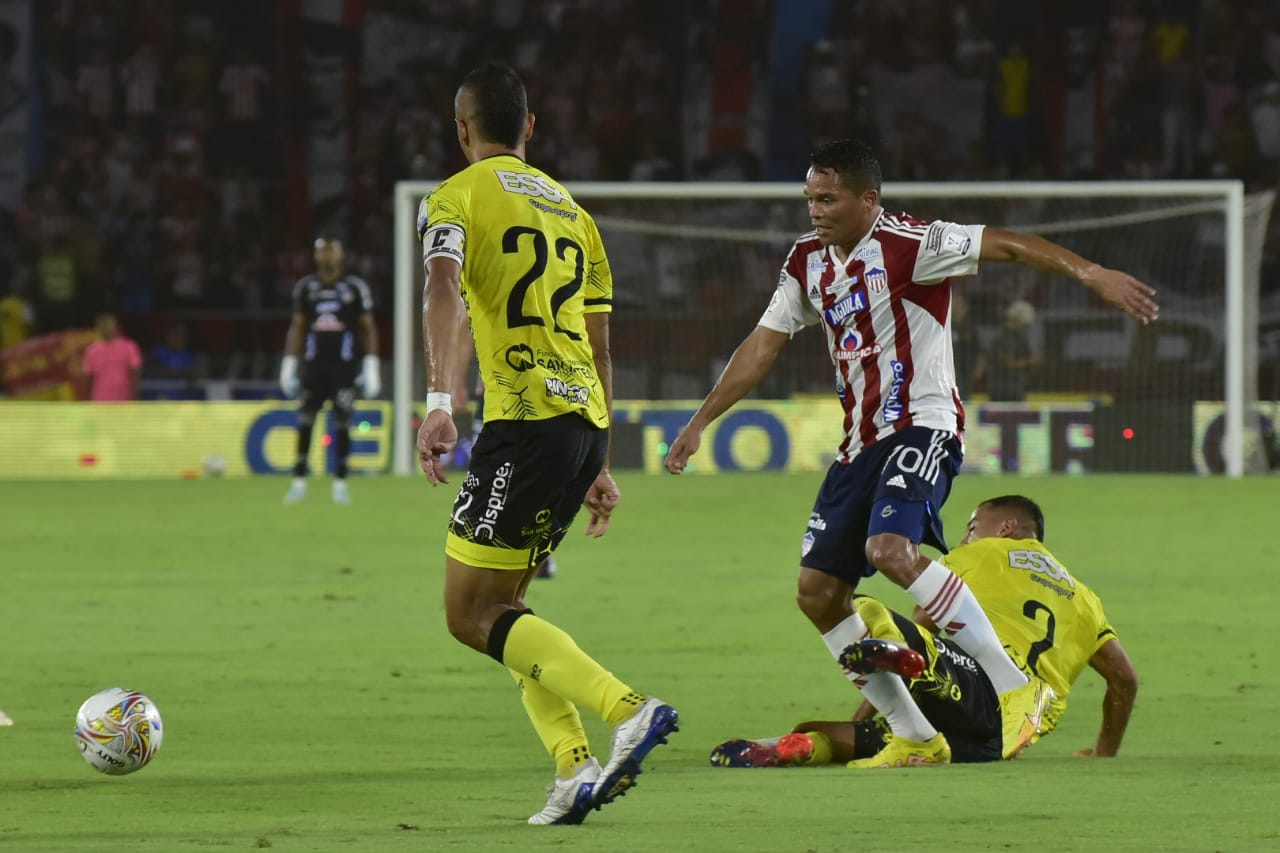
[
  {"x1": 334, "y1": 426, "x2": 351, "y2": 479},
  {"x1": 293, "y1": 420, "x2": 315, "y2": 477},
  {"x1": 487, "y1": 609, "x2": 528, "y2": 664}
]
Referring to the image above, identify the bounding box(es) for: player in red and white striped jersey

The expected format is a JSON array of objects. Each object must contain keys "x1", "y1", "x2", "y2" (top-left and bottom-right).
[{"x1": 666, "y1": 139, "x2": 1157, "y2": 767}]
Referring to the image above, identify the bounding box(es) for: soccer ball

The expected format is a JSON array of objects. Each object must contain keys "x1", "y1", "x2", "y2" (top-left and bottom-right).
[
  {"x1": 202, "y1": 453, "x2": 227, "y2": 477},
  {"x1": 74, "y1": 688, "x2": 164, "y2": 775}
]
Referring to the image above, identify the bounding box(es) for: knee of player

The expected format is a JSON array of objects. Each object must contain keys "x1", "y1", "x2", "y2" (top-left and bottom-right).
[
  {"x1": 795, "y1": 572, "x2": 847, "y2": 625},
  {"x1": 864, "y1": 534, "x2": 918, "y2": 583},
  {"x1": 443, "y1": 606, "x2": 483, "y2": 649}
]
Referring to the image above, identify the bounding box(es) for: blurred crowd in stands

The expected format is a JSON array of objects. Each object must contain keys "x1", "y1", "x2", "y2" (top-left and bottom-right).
[{"x1": 0, "y1": 0, "x2": 1277, "y2": 392}]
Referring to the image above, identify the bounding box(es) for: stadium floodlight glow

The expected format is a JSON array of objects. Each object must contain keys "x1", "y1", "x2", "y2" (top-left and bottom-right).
[{"x1": 394, "y1": 180, "x2": 1272, "y2": 478}]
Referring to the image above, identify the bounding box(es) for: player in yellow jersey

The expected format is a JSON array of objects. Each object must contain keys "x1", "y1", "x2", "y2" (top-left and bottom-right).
[
  {"x1": 415, "y1": 62, "x2": 677, "y2": 826},
  {"x1": 710, "y1": 495, "x2": 1138, "y2": 767}
]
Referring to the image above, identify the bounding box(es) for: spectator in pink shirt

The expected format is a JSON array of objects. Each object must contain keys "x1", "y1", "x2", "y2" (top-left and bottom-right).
[{"x1": 82, "y1": 313, "x2": 142, "y2": 401}]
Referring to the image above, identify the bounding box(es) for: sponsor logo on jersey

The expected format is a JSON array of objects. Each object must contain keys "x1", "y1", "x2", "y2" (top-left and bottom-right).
[
  {"x1": 823, "y1": 291, "x2": 867, "y2": 326},
  {"x1": 544, "y1": 377, "x2": 590, "y2": 405},
  {"x1": 882, "y1": 360, "x2": 906, "y2": 422},
  {"x1": 312, "y1": 313, "x2": 345, "y2": 332},
  {"x1": 835, "y1": 328, "x2": 882, "y2": 361},
  {"x1": 935, "y1": 640, "x2": 979, "y2": 672},
  {"x1": 866, "y1": 266, "x2": 888, "y2": 293},
  {"x1": 925, "y1": 222, "x2": 945, "y2": 253},
  {"x1": 315, "y1": 299, "x2": 341, "y2": 313},
  {"x1": 886, "y1": 474, "x2": 907, "y2": 488},
  {"x1": 506, "y1": 344, "x2": 535, "y2": 371},
  {"x1": 807, "y1": 257, "x2": 827, "y2": 273},
  {"x1": 801, "y1": 531, "x2": 815, "y2": 556},
  {"x1": 494, "y1": 170, "x2": 579, "y2": 210},
  {"x1": 536, "y1": 351, "x2": 594, "y2": 379},
  {"x1": 943, "y1": 231, "x2": 971, "y2": 255},
  {"x1": 529, "y1": 198, "x2": 578, "y2": 221},
  {"x1": 474, "y1": 461, "x2": 514, "y2": 541},
  {"x1": 807, "y1": 512, "x2": 827, "y2": 532},
  {"x1": 853, "y1": 243, "x2": 882, "y2": 263},
  {"x1": 1008, "y1": 548, "x2": 1077, "y2": 598}
]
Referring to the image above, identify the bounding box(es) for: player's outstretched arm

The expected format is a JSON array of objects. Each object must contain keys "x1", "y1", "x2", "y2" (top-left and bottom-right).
[
  {"x1": 979, "y1": 227, "x2": 1160, "y2": 325},
  {"x1": 418, "y1": 255, "x2": 465, "y2": 485},
  {"x1": 665, "y1": 325, "x2": 789, "y2": 474},
  {"x1": 1076, "y1": 638, "x2": 1138, "y2": 758}
]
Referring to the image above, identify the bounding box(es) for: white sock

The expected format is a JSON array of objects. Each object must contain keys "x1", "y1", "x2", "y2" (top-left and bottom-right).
[
  {"x1": 907, "y1": 561, "x2": 1029, "y2": 695},
  {"x1": 822, "y1": 614, "x2": 936, "y2": 743},
  {"x1": 853, "y1": 672, "x2": 938, "y2": 742}
]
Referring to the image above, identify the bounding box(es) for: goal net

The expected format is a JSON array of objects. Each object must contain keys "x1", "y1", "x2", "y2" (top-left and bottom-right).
[{"x1": 392, "y1": 181, "x2": 1275, "y2": 477}]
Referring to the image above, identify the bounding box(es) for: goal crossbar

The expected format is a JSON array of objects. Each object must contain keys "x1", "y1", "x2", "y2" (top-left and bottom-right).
[{"x1": 392, "y1": 180, "x2": 1249, "y2": 477}]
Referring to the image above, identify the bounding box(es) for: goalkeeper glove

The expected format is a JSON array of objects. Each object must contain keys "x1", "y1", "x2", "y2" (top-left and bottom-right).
[
  {"x1": 279, "y1": 355, "x2": 301, "y2": 398},
  {"x1": 359, "y1": 354, "x2": 381, "y2": 398}
]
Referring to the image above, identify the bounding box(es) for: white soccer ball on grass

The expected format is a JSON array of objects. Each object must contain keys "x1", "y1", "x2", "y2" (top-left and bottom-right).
[{"x1": 74, "y1": 688, "x2": 164, "y2": 775}]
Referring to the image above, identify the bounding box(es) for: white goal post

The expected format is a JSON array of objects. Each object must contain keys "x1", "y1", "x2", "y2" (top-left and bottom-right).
[{"x1": 393, "y1": 180, "x2": 1265, "y2": 478}]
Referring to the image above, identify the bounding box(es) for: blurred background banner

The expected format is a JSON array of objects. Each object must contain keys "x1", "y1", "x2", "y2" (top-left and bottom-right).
[
  {"x1": 1, "y1": 397, "x2": 1239, "y2": 479},
  {"x1": 0, "y1": 328, "x2": 94, "y2": 399},
  {"x1": 0, "y1": 400, "x2": 391, "y2": 478}
]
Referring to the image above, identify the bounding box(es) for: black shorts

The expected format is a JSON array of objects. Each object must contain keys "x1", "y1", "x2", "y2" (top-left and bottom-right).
[
  {"x1": 852, "y1": 601, "x2": 1002, "y2": 763},
  {"x1": 445, "y1": 414, "x2": 607, "y2": 570},
  {"x1": 802, "y1": 427, "x2": 962, "y2": 587},
  {"x1": 299, "y1": 360, "x2": 358, "y2": 415}
]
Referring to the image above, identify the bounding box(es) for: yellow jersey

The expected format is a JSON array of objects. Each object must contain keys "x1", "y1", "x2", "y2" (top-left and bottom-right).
[
  {"x1": 418, "y1": 154, "x2": 613, "y2": 427},
  {"x1": 941, "y1": 537, "x2": 1117, "y2": 729}
]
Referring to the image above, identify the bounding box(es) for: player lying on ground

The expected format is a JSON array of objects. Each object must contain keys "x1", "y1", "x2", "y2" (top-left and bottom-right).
[{"x1": 711, "y1": 495, "x2": 1139, "y2": 767}]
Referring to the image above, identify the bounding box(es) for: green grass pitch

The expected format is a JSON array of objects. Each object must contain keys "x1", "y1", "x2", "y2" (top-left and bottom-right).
[{"x1": 1, "y1": 472, "x2": 1279, "y2": 852}]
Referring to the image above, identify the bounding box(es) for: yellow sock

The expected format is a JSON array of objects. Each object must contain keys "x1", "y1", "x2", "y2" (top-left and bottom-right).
[
  {"x1": 509, "y1": 669, "x2": 592, "y2": 778},
  {"x1": 805, "y1": 731, "x2": 834, "y2": 766},
  {"x1": 502, "y1": 614, "x2": 637, "y2": 725},
  {"x1": 604, "y1": 690, "x2": 647, "y2": 728}
]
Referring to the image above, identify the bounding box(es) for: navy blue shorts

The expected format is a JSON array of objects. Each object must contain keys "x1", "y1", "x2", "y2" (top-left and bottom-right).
[{"x1": 801, "y1": 427, "x2": 963, "y2": 587}]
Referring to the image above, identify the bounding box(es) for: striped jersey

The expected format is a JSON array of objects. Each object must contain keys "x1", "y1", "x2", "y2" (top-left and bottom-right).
[{"x1": 759, "y1": 210, "x2": 985, "y2": 462}]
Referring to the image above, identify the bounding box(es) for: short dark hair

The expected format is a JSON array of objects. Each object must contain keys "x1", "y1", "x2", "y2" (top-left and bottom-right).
[
  {"x1": 458, "y1": 62, "x2": 528, "y2": 148},
  {"x1": 982, "y1": 495, "x2": 1046, "y2": 542},
  {"x1": 810, "y1": 139, "x2": 882, "y2": 193}
]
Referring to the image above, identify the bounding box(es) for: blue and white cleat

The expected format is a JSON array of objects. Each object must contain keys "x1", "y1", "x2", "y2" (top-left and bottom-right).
[
  {"x1": 331, "y1": 480, "x2": 351, "y2": 505},
  {"x1": 528, "y1": 758, "x2": 600, "y2": 825},
  {"x1": 593, "y1": 698, "x2": 679, "y2": 809},
  {"x1": 283, "y1": 479, "x2": 307, "y2": 504}
]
